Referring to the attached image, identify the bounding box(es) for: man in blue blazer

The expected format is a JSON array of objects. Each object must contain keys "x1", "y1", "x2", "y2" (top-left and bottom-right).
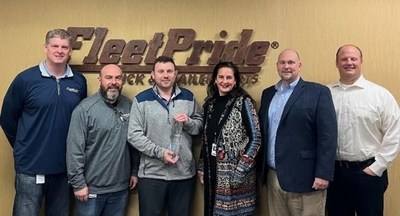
[{"x1": 258, "y1": 49, "x2": 337, "y2": 216}]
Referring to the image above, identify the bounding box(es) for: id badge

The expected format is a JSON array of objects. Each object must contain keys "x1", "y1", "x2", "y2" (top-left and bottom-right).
[
  {"x1": 211, "y1": 143, "x2": 217, "y2": 157},
  {"x1": 36, "y1": 175, "x2": 45, "y2": 184},
  {"x1": 88, "y1": 194, "x2": 97, "y2": 199}
]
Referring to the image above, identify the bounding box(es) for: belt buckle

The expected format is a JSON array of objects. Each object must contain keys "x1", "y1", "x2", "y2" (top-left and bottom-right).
[{"x1": 339, "y1": 161, "x2": 349, "y2": 168}]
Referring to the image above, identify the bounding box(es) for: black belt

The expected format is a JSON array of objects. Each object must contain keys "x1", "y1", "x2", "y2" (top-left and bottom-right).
[{"x1": 335, "y1": 158, "x2": 375, "y2": 168}]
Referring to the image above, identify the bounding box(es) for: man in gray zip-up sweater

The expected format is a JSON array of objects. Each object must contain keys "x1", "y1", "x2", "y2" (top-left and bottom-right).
[
  {"x1": 67, "y1": 64, "x2": 139, "y2": 216},
  {"x1": 128, "y1": 56, "x2": 203, "y2": 216}
]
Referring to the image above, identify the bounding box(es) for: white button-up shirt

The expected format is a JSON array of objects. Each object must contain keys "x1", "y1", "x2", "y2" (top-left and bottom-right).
[{"x1": 328, "y1": 75, "x2": 400, "y2": 176}]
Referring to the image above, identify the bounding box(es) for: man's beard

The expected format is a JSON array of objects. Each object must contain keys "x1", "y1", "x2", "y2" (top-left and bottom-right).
[
  {"x1": 101, "y1": 85, "x2": 121, "y2": 104},
  {"x1": 107, "y1": 90, "x2": 120, "y2": 102}
]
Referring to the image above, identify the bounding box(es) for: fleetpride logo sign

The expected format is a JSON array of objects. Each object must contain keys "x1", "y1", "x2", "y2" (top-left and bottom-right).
[{"x1": 67, "y1": 27, "x2": 279, "y2": 86}]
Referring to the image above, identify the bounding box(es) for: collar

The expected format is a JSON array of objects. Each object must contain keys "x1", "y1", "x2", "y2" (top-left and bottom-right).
[
  {"x1": 274, "y1": 76, "x2": 300, "y2": 91},
  {"x1": 331, "y1": 75, "x2": 367, "y2": 89},
  {"x1": 152, "y1": 84, "x2": 180, "y2": 100},
  {"x1": 39, "y1": 61, "x2": 73, "y2": 78}
]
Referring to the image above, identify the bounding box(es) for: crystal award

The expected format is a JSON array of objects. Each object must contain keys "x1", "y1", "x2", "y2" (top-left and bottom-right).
[{"x1": 170, "y1": 120, "x2": 183, "y2": 157}]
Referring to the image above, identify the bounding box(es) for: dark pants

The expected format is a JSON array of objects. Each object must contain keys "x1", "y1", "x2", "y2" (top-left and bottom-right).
[
  {"x1": 327, "y1": 160, "x2": 388, "y2": 216},
  {"x1": 138, "y1": 177, "x2": 195, "y2": 216},
  {"x1": 13, "y1": 173, "x2": 70, "y2": 216}
]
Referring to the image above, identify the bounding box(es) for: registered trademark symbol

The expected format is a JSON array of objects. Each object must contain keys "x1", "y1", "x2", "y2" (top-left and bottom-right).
[
  {"x1": 271, "y1": 41, "x2": 279, "y2": 49},
  {"x1": 220, "y1": 30, "x2": 228, "y2": 38}
]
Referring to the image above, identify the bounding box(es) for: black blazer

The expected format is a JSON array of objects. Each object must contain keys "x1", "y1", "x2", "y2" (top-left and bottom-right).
[{"x1": 259, "y1": 78, "x2": 337, "y2": 193}]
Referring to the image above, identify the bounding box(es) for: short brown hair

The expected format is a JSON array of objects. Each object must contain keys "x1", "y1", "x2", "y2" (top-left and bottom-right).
[{"x1": 45, "y1": 29, "x2": 73, "y2": 45}]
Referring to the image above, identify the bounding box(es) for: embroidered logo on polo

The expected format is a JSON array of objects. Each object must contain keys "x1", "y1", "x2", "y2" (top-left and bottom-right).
[{"x1": 66, "y1": 87, "x2": 80, "y2": 93}]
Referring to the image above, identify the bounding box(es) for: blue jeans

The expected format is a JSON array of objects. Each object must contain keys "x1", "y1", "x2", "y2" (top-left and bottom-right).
[
  {"x1": 75, "y1": 188, "x2": 129, "y2": 216},
  {"x1": 13, "y1": 173, "x2": 70, "y2": 216}
]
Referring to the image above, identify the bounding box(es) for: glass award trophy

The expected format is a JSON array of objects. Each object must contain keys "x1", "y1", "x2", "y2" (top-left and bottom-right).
[{"x1": 170, "y1": 120, "x2": 183, "y2": 157}]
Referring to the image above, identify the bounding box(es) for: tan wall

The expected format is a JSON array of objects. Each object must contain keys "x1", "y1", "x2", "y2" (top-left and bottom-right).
[{"x1": 1, "y1": 0, "x2": 400, "y2": 215}]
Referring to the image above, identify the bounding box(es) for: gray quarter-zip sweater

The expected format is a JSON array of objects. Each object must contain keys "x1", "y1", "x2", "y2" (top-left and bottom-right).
[
  {"x1": 67, "y1": 91, "x2": 137, "y2": 194},
  {"x1": 128, "y1": 85, "x2": 203, "y2": 180}
]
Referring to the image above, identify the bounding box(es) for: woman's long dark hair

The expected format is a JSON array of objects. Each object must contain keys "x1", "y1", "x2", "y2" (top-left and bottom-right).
[{"x1": 204, "y1": 61, "x2": 255, "y2": 107}]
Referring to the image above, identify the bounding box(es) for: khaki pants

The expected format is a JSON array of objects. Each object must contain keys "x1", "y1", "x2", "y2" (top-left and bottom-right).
[{"x1": 267, "y1": 169, "x2": 326, "y2": 216}]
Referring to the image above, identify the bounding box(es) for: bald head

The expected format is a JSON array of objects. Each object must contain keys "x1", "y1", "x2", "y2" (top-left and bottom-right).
[
  {"x1": 100, "y1": 64, "x2": 122, "y2": 77},
  {"x1": 277, "y1": 49, "x2": 301, "y2": 62}
]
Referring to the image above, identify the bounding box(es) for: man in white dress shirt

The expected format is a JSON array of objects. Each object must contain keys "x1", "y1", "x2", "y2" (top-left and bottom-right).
[{"x1": 327, "y1": 44, "x2": 400, "y2": 216}]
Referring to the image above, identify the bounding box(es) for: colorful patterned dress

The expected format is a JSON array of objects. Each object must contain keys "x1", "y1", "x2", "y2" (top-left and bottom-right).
[{"x1": 198, "y1": 95, "x2": 261, "y2": 216}]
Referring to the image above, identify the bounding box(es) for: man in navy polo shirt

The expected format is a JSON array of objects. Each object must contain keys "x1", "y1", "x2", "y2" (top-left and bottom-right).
[{"x1": 0, "y1": 28, "x2": 87, "y2": 216}]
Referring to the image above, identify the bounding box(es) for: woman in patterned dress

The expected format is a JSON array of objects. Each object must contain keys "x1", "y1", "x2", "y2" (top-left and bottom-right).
[{"x1": 197, "y1": 61, "x2": 261, "y2": 216}]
